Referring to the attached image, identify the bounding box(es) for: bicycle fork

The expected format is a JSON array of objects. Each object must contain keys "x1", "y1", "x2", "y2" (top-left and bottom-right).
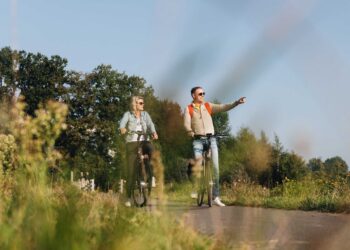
[
  {"x1": 206, "y1": 149, "x2": 214, "y2": 187},
  {"x1": 138, "y1": 148, "x2": 148, "y2": 186}
]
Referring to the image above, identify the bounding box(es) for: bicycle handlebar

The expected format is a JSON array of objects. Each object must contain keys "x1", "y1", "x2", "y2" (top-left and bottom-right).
[
  {"x1": 127, "y1": 131, "x2": 153, "y2": 136},
  {"x1": 125, "y1": 131, "x2": 155, "y2": 142},
  {"x1": 193, "y1": 134, "x2": 229, "y2": 140}
]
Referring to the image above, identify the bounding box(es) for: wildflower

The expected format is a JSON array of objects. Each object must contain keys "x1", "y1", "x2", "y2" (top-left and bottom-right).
[{"x1": 108, "y1": 149, "x2": 116, "y2": 158}]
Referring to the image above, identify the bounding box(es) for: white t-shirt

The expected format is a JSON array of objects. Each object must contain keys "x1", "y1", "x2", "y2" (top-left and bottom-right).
[{"x1": 130, "y1": 118, "x2": 146, "y2": 142}]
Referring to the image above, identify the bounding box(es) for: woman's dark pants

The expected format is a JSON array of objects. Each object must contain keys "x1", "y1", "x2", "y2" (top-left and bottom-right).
[{"x1": 125, "y1": 141, "x2": 153, "y2": 199}]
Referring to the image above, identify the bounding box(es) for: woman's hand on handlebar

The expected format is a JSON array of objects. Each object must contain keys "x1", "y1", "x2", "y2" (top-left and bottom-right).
[{"x1": 152, "y1": 132, "x2": 158, "y2": 140}]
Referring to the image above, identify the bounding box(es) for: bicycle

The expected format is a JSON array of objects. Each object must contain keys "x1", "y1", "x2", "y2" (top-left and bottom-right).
[
  {"x1": 129, "y1": 131, "x2": 153, "y2": 207},
  {"x1": 195, "y1": 134, "x2": 227, "y2": 207}
]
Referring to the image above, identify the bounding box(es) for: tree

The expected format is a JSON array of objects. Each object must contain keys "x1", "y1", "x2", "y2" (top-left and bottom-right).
[
  {"x1": 279, "y1": 151, "x2": 309, "y2": 180},
  {"x1": 212, "y1": 100, "x2": 231, "y2": 136},
  {"x1": 270, "y1": 135, "x2": 284, "y2": 185},
  {"x1": 16, "y1": 51, "x2": 69, "y2": 116},
  {"x1": 219, "y1": 127, "x2": 271, "y2": 184},
  {"x1": 147, "y1": 99, "x2": 191, "y2": 181},
  {"x1": 307, "y1": 158, "x2": 325, "y2": 172},
  {"x1": 257, "y1": 131, "x2": 273, "y2": 187},
  {"x1": 57, "y1": 64, "x2": 155, "y2": 189},
  {"x1": 324, "y1": 156, "x2": 348, "y2": 178},
  {"x1": 0, "y1": 47, "x2": 19, "y2": 101}
]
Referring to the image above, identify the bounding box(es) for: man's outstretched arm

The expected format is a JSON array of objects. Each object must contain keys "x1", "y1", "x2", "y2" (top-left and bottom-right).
[{"x1": 210, "y1": 97, "x2": 246, "y2": 113}]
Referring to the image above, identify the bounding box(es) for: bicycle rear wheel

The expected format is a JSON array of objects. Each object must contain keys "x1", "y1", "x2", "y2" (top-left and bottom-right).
[{"x1": 144, "y1": 158, "x2": 153, "y2": 200}]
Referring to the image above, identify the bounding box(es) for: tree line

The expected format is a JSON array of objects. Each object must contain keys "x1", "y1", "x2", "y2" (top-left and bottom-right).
[{"x1": 0, "y1": 47, "x2": 348, "y2": 190}]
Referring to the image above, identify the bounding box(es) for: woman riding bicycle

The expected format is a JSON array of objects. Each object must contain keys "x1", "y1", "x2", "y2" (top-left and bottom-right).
[{"x1": 120, "y1": 96, "x2": 158, "y2": 207}]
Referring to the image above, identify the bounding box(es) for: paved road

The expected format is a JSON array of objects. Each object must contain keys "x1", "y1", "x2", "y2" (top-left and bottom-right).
[{"x1": 165, "y1": 203, "x2": 350, "y2": 249}]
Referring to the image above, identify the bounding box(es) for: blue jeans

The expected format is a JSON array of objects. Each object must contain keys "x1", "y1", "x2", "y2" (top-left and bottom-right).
[{"x1": 193, "y1": 137, "x2": 220, "y2": 198}]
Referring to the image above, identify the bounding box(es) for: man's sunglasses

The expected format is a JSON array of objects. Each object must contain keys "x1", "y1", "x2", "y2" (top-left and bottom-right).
[
  {"x1": 138, "y1": 102, "x2": 144, "y2": 105},
  {"x1": 198, "y1": 92, "x2": 205, "y2": 96}
]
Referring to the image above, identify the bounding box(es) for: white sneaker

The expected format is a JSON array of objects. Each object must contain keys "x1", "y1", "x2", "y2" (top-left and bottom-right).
[
  {"x1": 152, "y1": 176, "x2": 156, "y2": 188},
  {"x1": 213, "y1": 197, "x2": 226, "y2": 207},
  {"x1": 125, "y1": 200, "x2": 131, "y2": 207},
  {"x1": 190, "y1": 192, "x2": 198, "y2": 199}
]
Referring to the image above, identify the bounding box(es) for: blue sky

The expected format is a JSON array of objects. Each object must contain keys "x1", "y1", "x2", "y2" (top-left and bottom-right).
[{"x1": 1, "y1": 0, "x2": 350, "y2": 165}]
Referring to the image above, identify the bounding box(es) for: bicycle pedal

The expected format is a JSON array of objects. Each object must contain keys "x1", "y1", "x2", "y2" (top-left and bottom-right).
[{"x1": 140, "y1": 181, "x2": 147, "y2": 187}]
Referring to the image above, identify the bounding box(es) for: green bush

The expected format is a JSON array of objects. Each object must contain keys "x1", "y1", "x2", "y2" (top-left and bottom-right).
[{"x1": 0, "y1": 99, "x2": 214, "y2": 250}]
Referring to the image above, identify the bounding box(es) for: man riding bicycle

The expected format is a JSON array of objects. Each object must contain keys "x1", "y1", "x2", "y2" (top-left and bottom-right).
[
  {"x1": 184, "y1": 86, "x2": 245, "y2": 207},
  {"x1": 120, "y1": 96, "x2": 158, "y2": 207}
]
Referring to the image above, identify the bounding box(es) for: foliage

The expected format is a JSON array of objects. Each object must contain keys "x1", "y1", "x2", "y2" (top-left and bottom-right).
[
  {"x1": 212, "y1": 99, "x2": 231, "y2": 136},
  {"x1": 0, "y1": 47, "x2": 69, "y2": 115},
  {"x1": 268, "y1": 135, "x2": 310, "y2": 186},
  {"x1": 0, "y1": 134, "x2": 15, "y2": 171},
  {"x1": 219, "y1": 127, "x2": 272, "y2": 184},
  {"x1": 57, "y1": 65, "x2": 153, "y2": 189},
  {"x1": 1, "y1": 46, "x2": 348, "y2": 194},
  {"x1": 220, "y1": 175, "x2": 350, "y2": 213},
  {"x1": 308, "y1": 156, "x2": 348, "y2": 182},
  {"x1": 148, "y1": 99, "x2": 191, "y2": 182},
  {"x1": 0, "y1": 47, "x2": 18, "y2": 100},
  {"x1": 278, "y1": 152, "x2": 309, "y2": 181},
  {"x1": 2, "y1": 45, "x2": 350, "y2": 249},
  {"x1": 0, "y1": 98, "x2": 213, "y2": 250},
  {"x1": 308, "y1": 157, "x2": 325, "y2": 172},
  {"x1": 324, "y1": 156, "x2": 348, "y2": 178}
]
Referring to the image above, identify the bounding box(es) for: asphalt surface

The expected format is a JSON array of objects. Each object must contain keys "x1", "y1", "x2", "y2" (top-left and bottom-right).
[{"x1": 164, "y1": 202, "x2": 350, "y2": 249}]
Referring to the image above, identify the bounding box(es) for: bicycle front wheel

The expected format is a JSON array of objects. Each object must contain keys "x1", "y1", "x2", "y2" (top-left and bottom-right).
[
  {"x1": 133, "y1": 180, "x2": 148, "y2": 207},
  {"x1": 197, "y1": 181, "x2": 205, "y2": 206},
  {"x1": 197, "y1": 163, "x2": 205, "y2": 206},
  {"x1": 132, "y1": 162, "x2": 148, "y2": 207},
  {"x1": 206, "y1": 162, "x2": 213, "y2": 207}
]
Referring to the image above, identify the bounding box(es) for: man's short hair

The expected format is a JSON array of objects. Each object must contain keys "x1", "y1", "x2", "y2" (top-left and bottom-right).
[{"x1": 191, "y1": 86, "x2": 202, "y2": 96}]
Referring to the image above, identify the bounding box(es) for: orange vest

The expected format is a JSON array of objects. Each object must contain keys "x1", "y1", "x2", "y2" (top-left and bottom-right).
[{"x1": 187, "y1": 102, "x2": 212, "y2": 118}]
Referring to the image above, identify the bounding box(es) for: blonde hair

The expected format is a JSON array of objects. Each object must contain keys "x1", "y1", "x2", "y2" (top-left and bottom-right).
[{"x1": 130, "y1": 96, "x2": 144, "y2": 112}]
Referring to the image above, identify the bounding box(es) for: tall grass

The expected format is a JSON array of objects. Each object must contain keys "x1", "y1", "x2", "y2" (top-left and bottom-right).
[
  {"x1": 221, "y1": 176, "x2": 350, "y2": 213},
  {"x1": 166, "y1": 174, "x2": 350, "y2": 213},
  {"x1": 0, "y1": 99, "x2": 214, "y2": 250}
]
